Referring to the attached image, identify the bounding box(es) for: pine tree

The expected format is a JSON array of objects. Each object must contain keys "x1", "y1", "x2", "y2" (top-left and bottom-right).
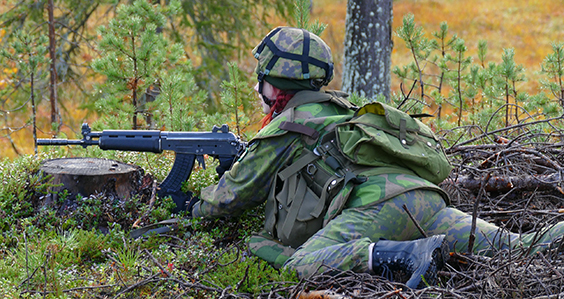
[
  {"x1": 540, "y1": 43, "x2": 564, "y2": 113},
  {"x1": 1, "y1": 0, "x2": 103, "y2": 133},
  {"x1": 91, "y1": 0, "x2": 186, "y2": 130},
  {"x1": 441, "y1": 36, "x2": 473, "y2": 126},
  {"x1": 342, "y1": 0, "x2": 393, "y2": 100},
  {"x1": 219, "y1": 62, "x2": 253, "y2": 138},
  {"x1": 393, "y1": 14, "x2": 437, "y2": 112},
  {"x1": 497, "y1": 48, "x2": 526, "y2": 127},
  {"x1": 292, "y1": 0, "x2": 326, "y2": 35},
  {"x1": 0, "y1": 30, "x2": 49, "y2": 154},
  {"x1": 148, "y1": 61, "x2": 208, "y2": 132}
]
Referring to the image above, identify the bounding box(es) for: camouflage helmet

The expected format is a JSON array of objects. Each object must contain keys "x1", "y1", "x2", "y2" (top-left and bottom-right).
[{"x1": 252, "y1": 27, "x2": 334, "y2": 89}]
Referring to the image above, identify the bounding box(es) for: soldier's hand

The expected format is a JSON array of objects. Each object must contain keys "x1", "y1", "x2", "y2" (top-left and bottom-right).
[
  {"x1": 186, "y1": 193, "x2": 200, "y2": 217},
  {"x1": 216, "y1": 156, "x2": 235, "y2": 178}
]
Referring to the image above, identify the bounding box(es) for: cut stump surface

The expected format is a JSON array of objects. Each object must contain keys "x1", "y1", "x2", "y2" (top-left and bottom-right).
[{"x1": 40, "y1": 157, "x2": 142, "y2": 199}]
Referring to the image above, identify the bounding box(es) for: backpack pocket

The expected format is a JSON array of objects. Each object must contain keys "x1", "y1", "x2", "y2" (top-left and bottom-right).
[
  {"x1": 264, "y1": 149, "x2": 342, "y2": 249},
  {"x1": 275, "y1": 172, "x2": 326, "y2": 248}
]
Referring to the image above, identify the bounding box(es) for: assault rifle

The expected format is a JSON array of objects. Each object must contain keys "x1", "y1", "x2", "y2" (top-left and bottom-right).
[{"x1": 37, "y1": 123, "x2": 245, "y2": 212}]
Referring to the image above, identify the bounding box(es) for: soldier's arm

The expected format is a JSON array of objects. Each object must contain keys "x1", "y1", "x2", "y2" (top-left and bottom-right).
[{"x1": 191, "y1": 135, "x2": 301, "y2": 218}]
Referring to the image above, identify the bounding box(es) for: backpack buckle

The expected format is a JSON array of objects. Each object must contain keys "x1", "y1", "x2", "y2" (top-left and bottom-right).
[{"x1": 306, "y1": 163, "x2": 317, "y2": 176}]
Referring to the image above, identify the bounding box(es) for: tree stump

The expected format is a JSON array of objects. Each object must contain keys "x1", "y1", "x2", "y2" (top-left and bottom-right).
[{"x1": 40, "y1": 157, "x2": 143, "y2": 200}]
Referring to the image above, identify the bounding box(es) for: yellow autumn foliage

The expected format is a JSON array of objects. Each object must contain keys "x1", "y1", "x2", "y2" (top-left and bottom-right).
[
  {"x1": 2, "y1": 0, "x2": 564, "y2": 158},
  {"x1": 312, "y1": 0, "x2": 564, "y2": 95}
]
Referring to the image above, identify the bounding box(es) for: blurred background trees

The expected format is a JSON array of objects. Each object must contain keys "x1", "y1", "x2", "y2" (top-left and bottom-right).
[
  {"x1": 2, "y1": 0, "x2": 564, "y2": 158},
  {"x1": 0, "y1": 0, "x2": 292, "y2": 157}
]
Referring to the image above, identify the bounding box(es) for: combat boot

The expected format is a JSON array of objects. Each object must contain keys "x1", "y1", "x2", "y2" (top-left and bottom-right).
[{"x1": 369, "y1": 234, "x2": 448, "y2": 289}]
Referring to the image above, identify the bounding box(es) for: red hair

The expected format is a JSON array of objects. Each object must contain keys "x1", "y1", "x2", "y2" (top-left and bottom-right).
[{"x1": 260, "y1": 91, "x2": 295, "y2": 128}]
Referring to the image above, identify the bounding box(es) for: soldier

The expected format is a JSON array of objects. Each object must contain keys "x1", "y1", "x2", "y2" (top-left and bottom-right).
[{"x1": 188, "y1": 27, "x2": 564, "y2": 289}]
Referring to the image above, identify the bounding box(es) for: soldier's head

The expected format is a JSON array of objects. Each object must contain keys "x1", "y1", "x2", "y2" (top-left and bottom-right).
[{"x1": 252, "y1": 27, "x2": 334, "y2": 111}]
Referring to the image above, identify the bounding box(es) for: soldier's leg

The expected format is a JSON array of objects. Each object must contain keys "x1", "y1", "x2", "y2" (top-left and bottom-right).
[
  {"x1": 522, "y1": 222, "x2": 564, "y2": 254},
  {"x1": 284, "y1": 189, "x2": 446, "y2": 277},
  {"x1": 424, "y1": 206, "x2": 564, "y2": 255}
]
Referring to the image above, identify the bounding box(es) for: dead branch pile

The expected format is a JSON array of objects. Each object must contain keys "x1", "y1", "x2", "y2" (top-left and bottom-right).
[
  {"x1": 441, "y1": 117, "x2": 564, "y2": 233},
  {"x1": 27, "y1": 239, "x2": 564, "y2": 298}
]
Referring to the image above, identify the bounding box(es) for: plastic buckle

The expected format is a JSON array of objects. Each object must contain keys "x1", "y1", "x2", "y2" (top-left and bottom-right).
[{"x1": 306, "y1": 163, "x2": 317, "y2": 176}]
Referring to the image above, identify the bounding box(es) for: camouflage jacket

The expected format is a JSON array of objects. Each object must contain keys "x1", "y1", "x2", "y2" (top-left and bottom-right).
[{"x1": 191, "y1": 89, "x2": 448, "y2": 221}]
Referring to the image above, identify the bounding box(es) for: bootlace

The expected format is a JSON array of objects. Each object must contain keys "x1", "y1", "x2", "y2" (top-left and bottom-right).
[
  {"x1": 378, "y1": 263, "x2": 394, "y2": 281},
  {"x1": 374, "y1": 257, "x2": 413, "y2": 282}
]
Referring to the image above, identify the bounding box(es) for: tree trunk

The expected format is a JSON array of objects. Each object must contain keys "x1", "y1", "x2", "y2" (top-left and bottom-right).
[
  {"x1": 342, "y1": 0, "x2": 393, "y2": 101},
  {"x1": 40, "y1": 157, "x2": 143, "y2": 201},
  {"x1": 48, "y1": 0, "x2": 59, "y2": 129}
]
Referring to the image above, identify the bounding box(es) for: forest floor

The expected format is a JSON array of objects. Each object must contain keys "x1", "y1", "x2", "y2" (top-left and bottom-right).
[{"x1": 6, "y1": 117, "x2": 564, "y2": 298}]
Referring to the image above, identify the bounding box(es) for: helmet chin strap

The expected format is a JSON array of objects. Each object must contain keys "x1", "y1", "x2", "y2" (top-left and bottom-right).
[{"x1": 257, "y1": 73, "x2": 274, "y2": 107}]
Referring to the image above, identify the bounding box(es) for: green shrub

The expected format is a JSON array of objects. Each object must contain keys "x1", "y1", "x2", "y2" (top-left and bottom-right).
[{"x1": 201, "y1": 248, "x2": 298, "y2": 296}]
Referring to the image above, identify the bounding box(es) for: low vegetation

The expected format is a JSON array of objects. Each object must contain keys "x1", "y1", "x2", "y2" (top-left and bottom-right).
[{"x1": 0, "y1": 151, "x2": 299, "y2": 298}]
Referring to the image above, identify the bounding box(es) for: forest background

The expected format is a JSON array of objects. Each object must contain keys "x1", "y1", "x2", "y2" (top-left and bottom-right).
[
  {"x1": 3, "y1": 0, "x2": 564, "y2": 298},
  {"x1": 2, "y1": 0, "x2": 564, "y2": 158}
]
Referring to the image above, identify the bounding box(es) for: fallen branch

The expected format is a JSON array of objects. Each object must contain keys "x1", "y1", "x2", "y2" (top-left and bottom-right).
[
  {"x1": 132, "y1": 179, "x2": 158, "y2": 228},
  {"x1": 443, "y1": 173, "x2": 564, "y2": 194},
  {"x1": 296, "y1": 290, "x2": 351, "y2": 299}
]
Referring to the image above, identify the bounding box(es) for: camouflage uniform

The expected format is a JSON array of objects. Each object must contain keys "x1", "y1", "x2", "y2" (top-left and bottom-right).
[
  {"x1": 190, "y1": 89, "x2": 564, "y2": 278},
  {"x1": 191, "y1": 26, "x2": 564, "y2": 278}
]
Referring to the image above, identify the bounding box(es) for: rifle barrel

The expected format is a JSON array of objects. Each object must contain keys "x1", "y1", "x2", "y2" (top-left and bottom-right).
[{"x1": 37, "y1": 139, "x2": 89, "y2": 146}]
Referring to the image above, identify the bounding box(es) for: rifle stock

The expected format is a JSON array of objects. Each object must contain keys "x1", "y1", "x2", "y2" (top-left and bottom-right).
[{"x1": 37, "y1": 123, "x2": 246, "y2": 212}]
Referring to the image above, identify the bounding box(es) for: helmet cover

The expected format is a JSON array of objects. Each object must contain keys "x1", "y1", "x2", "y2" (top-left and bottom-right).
[{"x1": 252, "y1": 27, "x2": 334, "y2": 86}]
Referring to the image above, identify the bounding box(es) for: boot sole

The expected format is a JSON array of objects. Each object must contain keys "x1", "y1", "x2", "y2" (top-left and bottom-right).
[
  {"x1": 418, "y1": 237, "x2": 449, "y2": 288},
  {"x1": 406, "y1": 234, "x2": 448, "y2": 289}
]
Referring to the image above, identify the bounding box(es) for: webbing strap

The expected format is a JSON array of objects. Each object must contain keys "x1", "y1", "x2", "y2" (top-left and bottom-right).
[
  {"x1": 310, "y1": 174, "x2": 341, "y2": 218},
  {"x1": 317, "y1": 132, "x2": 352, "y2": 171},
  {"x1": 399, "y1": 118, "x2": 408, "y2": 148},
  {"x1": 286, "y1": 172, "x2": 297, "y2": 206},
  {"x1": 278, "y1": 121, "x2": 320, "y2": 139},
  {"x1": 278, "y1": 149, "x2": 319, "y2": 181},
  {"x1": 301, "y1": 30, "x2": 311, "y2": 78},
  {"x1": 254, "y1": 27, "x2": 282, "y2": 58}
]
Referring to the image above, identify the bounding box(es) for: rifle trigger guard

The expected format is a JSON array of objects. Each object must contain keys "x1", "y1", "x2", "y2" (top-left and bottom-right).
[{"x1": 196, "y1": 155, "x2": 206, "y2": 169}]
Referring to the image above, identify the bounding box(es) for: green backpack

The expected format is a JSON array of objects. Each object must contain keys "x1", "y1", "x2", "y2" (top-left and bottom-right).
[{"x1": 336, "y1": 101, "x2": 452, "y2": 185}]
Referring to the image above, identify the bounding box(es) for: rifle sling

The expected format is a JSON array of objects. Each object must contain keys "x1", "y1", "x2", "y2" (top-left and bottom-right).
[{"x1": 129, "y1": 218, "x2": 181, "y2": 239}]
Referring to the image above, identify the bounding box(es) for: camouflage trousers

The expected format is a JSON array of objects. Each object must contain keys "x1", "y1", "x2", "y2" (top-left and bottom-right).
[{"x1": 284, "y1": 189, "x2": 564, "y2": 278}]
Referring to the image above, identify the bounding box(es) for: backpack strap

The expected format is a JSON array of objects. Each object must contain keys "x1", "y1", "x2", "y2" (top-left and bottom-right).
[
  {"x1": 278, "y1": 149, "x2": 320, "y2": 181},
  {"x1": 282, "y1": 90, "x2": 358, "y2": 112},
  {"x1": 278, "y1": 121, "x2": 319, "y2": 139}
]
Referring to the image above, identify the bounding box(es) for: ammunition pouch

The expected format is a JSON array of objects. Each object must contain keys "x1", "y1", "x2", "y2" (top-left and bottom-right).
[{"x1": 263, "y1": 131, "x2": 369, "y2": 249}]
